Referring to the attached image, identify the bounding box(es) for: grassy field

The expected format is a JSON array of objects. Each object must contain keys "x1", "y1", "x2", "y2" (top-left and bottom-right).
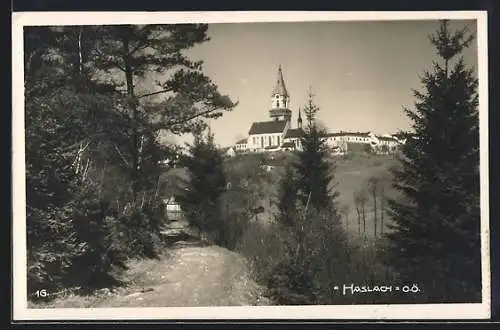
[
  {"x1": 235, "y1": 151, "x2": 401, "y2": 238},
  {"x1": 333, "y1": 153, "x2": 400, "y2": 237}
]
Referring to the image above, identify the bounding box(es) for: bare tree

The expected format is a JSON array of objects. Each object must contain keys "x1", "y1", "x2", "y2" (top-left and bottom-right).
[
  {"x1": 353, "y1": 190, "x2": 368, "y2": 238},
  {"x1": 368, "y1": 176, "x2": 381, "y2": 237},
  {"x1": 340, "y1": 204, "x2": 350, "y2": 234}
]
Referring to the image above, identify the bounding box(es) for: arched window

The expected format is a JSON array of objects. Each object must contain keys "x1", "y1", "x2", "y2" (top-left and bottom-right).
[
  {"x1": 276, "y1": 100, "x2": 280, "y2": 107},
  {"x1": 269, "y1": 136, "x2": 272, "y2": 146},
  {"x1": 261, "y1": 136, "x2": 264, "y2": 148},
  {"x1": 277, "y1": 136, "x2": 280, "y2": 146}
]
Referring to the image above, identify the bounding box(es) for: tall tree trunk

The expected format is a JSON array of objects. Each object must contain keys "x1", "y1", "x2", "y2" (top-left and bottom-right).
[
  {"x1": 355, "y1": 207, "x2": 361, "y2": 237},
  {"x1": 121, "y1": 26, "x2": 140, "y2": 196},
  {"x1": 77, "y1": 26, "x2": 83, "y2": 74}
]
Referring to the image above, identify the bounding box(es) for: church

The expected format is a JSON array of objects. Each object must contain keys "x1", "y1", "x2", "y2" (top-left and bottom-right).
[
  {"x1": 230, "y1": 65, "x2": 404, "y2": 156},
  {"x1": 237, "y1": 65, "x2": 305, "y2": 153}
]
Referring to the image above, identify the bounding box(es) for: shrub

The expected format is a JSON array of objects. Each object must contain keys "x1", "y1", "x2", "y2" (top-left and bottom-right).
[{"x1": 236, "y1": 222, "x2": 288, "y2": 285}]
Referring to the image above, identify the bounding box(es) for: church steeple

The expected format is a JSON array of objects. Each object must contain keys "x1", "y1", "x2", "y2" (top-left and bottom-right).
[
  {"x1": 269, "y1": 64, "x2": 292, "y2": 122},
  {"x1": 272, "y1": 64, "x2": 289, "y2": 99},
  {"x1": 297, "y1": 107, "x2": 303, "y2": 129}
]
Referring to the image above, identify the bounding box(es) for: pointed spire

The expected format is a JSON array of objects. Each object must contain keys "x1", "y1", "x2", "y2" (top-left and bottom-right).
[{"x1": 272, "y1": 64, "x2": 289, "y2": 97}]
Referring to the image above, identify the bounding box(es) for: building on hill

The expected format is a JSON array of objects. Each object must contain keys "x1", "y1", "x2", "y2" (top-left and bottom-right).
[
  {"x1": 220, "y1": 146, "x2": 236, "y2": 157},
  {"x1": 231, "y1": 64, "x2": 404, "y2": 155},
  {"x1": 283, "y1": 126, "x2": 305, "y2": 151},
  {"x1": 244, "y1": 65, "x2": 305, "y2": 153},
  {"x1": 374, "y1": 135, "x2": 400, "y2": 153},
  {"x1": 234, "y1": 138, "x2": 248, "y2": 152},
  {"x1": 248, "y1": 120, "x2": 290, "y2": 151}
]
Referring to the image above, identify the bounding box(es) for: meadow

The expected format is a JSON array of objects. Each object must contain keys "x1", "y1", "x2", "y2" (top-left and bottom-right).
[{"x1": 231, "y1": 151, "x2": 401, "y2": 238}]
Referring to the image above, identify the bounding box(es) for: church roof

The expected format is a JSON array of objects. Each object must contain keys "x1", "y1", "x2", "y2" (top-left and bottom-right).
[
  {"x1": 271, "y1": 65, "x2": 289, "y2": 97},
  {"x1": 284, "y1": 128, "x2": 305, "y2": 139},
  {"x1": 235, "y1": 138, "x2": 247, "y2": 145},
  {"x1": 249, "y1": 120, "x2": 288, "y2": 135}
]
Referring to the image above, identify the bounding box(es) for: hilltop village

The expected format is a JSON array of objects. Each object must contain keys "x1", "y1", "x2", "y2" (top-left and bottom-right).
[{"x1": 222, "y1": 66, "x2": 405, "y2": 158}]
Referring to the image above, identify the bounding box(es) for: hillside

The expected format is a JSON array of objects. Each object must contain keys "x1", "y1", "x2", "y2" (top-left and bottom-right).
[{"x1": 226, "y1": 151, "x2": 400, "y2": 236}]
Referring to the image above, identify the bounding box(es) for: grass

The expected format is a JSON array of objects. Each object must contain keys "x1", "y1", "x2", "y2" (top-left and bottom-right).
[{"x1": 229, "y1": 151, "x2": 401, "y2": 238}]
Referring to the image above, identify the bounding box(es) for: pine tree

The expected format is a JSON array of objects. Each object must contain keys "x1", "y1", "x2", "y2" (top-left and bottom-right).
[
  {"x1": 87, "y1": 25, "x2": 236, "y2": 194},
  {"x1": 268, "y1": 91, "x2": 349, "y2": 305},
  {"x1": 386, "y1": 20, "x2": 480, "y2": 302},
  {"x1": 294, "y1": 91, "x2": 338, "y2": 212},
  {"x1": 176, "y1": 129, "x2": 227, "y2": 244}
]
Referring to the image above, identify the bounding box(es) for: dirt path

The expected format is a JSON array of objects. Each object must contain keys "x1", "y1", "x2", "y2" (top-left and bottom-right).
[{"x1": 80, "y1": 242, "x2": 272, "y2": 308}]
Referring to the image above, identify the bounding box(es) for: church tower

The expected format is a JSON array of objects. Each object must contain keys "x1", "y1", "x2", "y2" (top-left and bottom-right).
[
  {"x1": 297, "y1": 107, "x2": 303, "y2": 129},
  {"x1": 269, "y1": 65, "x2": 292, "y2": 122}
]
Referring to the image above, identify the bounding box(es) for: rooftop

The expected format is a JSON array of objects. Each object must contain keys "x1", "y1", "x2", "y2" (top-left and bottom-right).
[
  {"x1": 325, "y1": 131, "x2": 372, "y2": 137},
  {"x1": 284, "y1": 128, "x2": 305, "y2": 139},
  {"x1": 248, "y1": 120, "x2": 288, "y2": 135}
]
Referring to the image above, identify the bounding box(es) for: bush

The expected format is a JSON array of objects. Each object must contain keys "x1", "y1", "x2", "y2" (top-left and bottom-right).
[
  {"x1": 236, "y1": 222, "x2": 288, "y2": 285},
  {"x1": 27, "y1": 178, "x2": 166, "y2": 299}
]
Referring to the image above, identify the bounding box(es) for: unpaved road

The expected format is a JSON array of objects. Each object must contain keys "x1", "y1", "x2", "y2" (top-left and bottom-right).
[
  {"x1": 95, "y1": 243, "x2": 271, "y2": 307},
  {"x1": 32, "y1": 241, "x2": 271, "y2": 308}
]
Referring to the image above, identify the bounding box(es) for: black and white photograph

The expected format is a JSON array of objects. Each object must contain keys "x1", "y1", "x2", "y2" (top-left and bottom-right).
[{"x1": 12, "y1": 11, "x2": 490, "y2": 320}]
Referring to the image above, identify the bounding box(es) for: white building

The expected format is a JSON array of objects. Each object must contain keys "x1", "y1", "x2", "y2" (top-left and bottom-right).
[
  {"x1": 234, "y1": 138, "x2": 248, "y2": 152},
  {"x1": 231, "y1": 65, "x2": 404, "y2": 155},
  {"x1": 244, "y1": 65, "x2": 304, "y2": 153},
  {"x1": 223, "y1": 146, "x2": 236, "y2": 157}
]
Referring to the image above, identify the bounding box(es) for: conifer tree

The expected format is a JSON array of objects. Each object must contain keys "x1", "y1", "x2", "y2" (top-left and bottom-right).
[
  {"x1": 386, "y1": 20, "x2": 480, "y2": 302},
  {"x1": 90, "y1": 24, "x2": 236, "y2": 194},
  {"x1": 177, "y1": 128, "x2": 227, "y2": 244},
  {"x1": 294, "y1": 91, "x2": 338, "y2": 212}
]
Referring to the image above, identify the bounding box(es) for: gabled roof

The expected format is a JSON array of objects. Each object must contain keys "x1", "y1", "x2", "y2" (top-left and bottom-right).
[
  {"x1": 235, "y1": 138, "x2": 247, "y2": 145},
  {"x1": 271, "y1": 65, "x2": 289, "y2": 97},
  {"x1": 376, "y1": 136, "x2": 399, "y2": 142},
  {"x1": 325, "y1": 131, "x2": 371, "y2": 137},
  {"x1": 249, "y1": 120, "x2": 287, "y2": 135},
  {"x1": 284, "y1": 128, "x2": 305, "y2": 139}
]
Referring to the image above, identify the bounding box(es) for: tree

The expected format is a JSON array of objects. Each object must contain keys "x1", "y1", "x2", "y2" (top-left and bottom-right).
[
  {"x1": 354, "y1": 190, "x2": 368, "y2": 238},
  {"x1": 268, "y1": 90, "x2": 348, "y2": 305},
  {"x1": 386, "y1": 20, "x2": 480, "y2": 302},
  {"x1": 177, "y1": 129, "x2": 227, "y2": 244},
  {"x1": 90, "y1": 24, "x2": 237, "y2": 194},
  {"x1": 294, "y1": 91, "x2": 337, "y2": 212},
  {"x1": 368, "y1": 176, "x2": 381, "y2": 237}
]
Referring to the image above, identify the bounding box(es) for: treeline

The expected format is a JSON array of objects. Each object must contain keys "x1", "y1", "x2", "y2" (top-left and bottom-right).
[{"x1": 25, "y1": 25, "x2": 236, "y2": 298}]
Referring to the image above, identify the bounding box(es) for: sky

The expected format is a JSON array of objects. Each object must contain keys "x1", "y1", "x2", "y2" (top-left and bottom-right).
[{"x1": 156, "y1": 19, "x2": 478, "y2": 147}]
